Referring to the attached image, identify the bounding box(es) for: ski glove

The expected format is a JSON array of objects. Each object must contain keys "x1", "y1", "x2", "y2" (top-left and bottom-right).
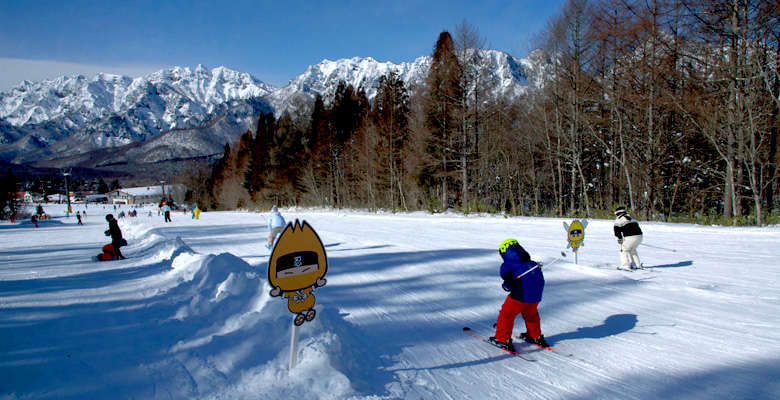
[
  {"x1": 502, "y1": 283, "x2": 510, "y2": 292},
  {"x1": 617, "y1": 239, "x2": 623, "y2": 244}
]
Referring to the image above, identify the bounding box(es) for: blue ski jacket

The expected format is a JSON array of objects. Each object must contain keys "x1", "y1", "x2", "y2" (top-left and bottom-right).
[
  {"x1": 500, "y1": 244, "x2": 544, "y2": 303},
  {"x1": 268, "y1": 212, "x2": 286, "y2": 229}
]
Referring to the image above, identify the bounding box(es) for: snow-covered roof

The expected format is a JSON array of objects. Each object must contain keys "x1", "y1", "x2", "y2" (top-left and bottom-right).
[{"x1": 111, "y1": 186, "x2": 164, "y2": 197}]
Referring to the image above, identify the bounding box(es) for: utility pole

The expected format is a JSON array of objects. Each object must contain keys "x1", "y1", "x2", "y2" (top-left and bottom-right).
[
  {"x1": 160, "y1": 177, "x2": 166, "y2": 205},
  {"x1": 61, "y1": 169, "x2": 72, "y2": 213}
]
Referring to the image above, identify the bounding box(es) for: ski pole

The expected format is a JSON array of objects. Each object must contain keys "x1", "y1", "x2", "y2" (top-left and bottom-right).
[
  {"x1": 516, "y1": 251, "x2": 566, "y2": 279},
  {"x1": 544, "y1": 251, "x2": 568, "y2": 268},
  {"x1": 641, "y1": 243, "x2": 676, "y2": 252}
]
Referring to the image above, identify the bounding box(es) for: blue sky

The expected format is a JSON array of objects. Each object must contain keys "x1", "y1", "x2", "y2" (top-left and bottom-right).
[{"x1": 0, "y1": 0, "x2": 564, "y2": 91}]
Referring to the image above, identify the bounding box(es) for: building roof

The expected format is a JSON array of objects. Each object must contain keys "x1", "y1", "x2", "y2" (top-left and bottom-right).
[{"x1": 109, "y1": 186, "x2": 164, "y2": 197}]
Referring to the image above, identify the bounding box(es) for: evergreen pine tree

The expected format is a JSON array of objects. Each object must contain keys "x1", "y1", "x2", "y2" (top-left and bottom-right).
[
  {"x1": 244, "y1": 112, "x2": 274, "y2": 201},
  {"x1": 0, "y1": 169, "x2": 19, "y2": 219},
  {"x1": 97, "y1": 178, "x2": 109, "y2": 193},
  {"x1": 422, "y1": 31, "x2": 464, "y2": 209}
]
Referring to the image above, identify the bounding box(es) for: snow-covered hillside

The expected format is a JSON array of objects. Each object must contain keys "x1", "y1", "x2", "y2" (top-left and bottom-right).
[{"x1": 2, "y1": 205, "x2": 779, "y2": 399}]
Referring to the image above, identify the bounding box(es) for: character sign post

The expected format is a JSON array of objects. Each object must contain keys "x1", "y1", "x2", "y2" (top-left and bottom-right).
[
  {"x1": 563, "y1": 219, "x2": 587, "y2": 264},
  {"x1": 267, "y1": 220, "x2": 328, "y2": 370}
]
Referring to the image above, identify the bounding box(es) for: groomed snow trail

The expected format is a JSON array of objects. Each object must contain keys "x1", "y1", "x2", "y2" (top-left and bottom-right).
[{"x1": 1, "y1": 206, "x2": 779, "y2": 399}]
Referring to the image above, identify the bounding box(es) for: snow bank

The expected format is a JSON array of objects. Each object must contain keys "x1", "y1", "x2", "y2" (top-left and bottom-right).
[{"x1": 0, "y1": 225, "x2": 359, "y2": 399}]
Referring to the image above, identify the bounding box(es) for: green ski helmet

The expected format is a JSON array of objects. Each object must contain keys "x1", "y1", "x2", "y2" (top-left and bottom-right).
[{"x1": 499, "y1": 238, "x2": 519, "y2": 256}]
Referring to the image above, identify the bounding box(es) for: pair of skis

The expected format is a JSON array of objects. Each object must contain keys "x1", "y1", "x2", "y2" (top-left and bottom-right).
[{"x1": 462, "y1": 327, "x2": 569, "y2": 361}]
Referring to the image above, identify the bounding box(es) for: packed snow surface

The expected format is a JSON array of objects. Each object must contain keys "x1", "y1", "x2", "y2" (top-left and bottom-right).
[{"x1": 1, "y1": 205, "x2": 779, "y2": 399}]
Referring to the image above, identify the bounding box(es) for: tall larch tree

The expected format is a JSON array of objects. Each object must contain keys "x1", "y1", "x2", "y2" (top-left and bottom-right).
[{"x1": 372, "y1": 71, "x2": 411, "y2": 210}]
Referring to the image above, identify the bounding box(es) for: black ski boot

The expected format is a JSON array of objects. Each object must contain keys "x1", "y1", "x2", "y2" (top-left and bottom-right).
[
  {"x1": 534, "y1": 335, "x2": 550, "y2": 348},
  {"x1": 520, "y1": 332, "x2": 550, "y2": 348},
  {"x1": 488, "y1": 336, "x2": 516, "y2": 352}
]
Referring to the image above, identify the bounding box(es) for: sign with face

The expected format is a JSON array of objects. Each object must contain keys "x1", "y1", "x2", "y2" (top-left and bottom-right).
[
  {"x1": 563, "y1": 219, "x2": 588, "y2": 251},
  {"x1": 267, "y1": 220, "x2": 328, "y2": 326}
]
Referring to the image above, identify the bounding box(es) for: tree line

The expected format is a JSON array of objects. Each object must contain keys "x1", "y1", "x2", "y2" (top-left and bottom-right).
[{"x1": 186, "y1": 0, "x2": 780, "y2": 226}]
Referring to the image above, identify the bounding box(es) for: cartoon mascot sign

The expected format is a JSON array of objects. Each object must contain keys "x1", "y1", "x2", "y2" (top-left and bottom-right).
[
  {"x1": 563, "y1": 219, "x2": 587, "y2": 250},
  {"x1": 563, "y1": 219, "x2": 587, "y2": 264},
  {"x1": 268, "y1": 220, "x2": 328, "y2": 326}
]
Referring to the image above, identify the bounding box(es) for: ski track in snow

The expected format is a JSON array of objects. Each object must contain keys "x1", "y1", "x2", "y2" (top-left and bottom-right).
[{"x1": 1, "y1": 206, "x2": 779, "y2": 399}]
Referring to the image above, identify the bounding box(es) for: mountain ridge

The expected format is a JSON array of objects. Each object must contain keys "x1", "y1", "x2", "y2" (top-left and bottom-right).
[{"x1": 0, "y1": 49, "x2": 540, "y2": 178}]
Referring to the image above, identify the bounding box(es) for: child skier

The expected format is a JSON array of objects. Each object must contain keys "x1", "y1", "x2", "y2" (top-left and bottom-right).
[
  {"x1": 489, "y1": 239, "x2": 549, "y2": 350},
  {"x1": 104, "y1": 214, "x2": 126, "y2": 260}
]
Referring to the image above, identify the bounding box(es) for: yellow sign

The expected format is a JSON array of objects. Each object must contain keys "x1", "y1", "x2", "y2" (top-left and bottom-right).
[
  {"x1": 268, "y1": 220, "x2": 328, "y2": 326},
  {"x1": 563, "y1": 219, "x2": 587, "y2": 251}
]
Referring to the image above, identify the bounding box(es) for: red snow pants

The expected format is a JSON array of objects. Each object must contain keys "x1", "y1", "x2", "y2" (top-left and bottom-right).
[
  {"x1": 99, "y1": 244, "x2": 117, "y2": 261},
  {"x1": 495, "y1": 295, "x2": 541, "y2": 343}
]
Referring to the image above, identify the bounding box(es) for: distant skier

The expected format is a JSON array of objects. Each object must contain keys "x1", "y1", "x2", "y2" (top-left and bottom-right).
[
  {"x1": 613, "y1": 206, "x2": 643, "y2": 270},
  {"x1": 103, "y1": 214, "x2": 125, "y2": 260},
  {"x1": 267, "y1": 205, "x2": 285, "y2": 248},
  {"x1": 76, "y1": 211, "x2": 83, "y2": 225},
  {"x1": 162, "y1": 202, "x2": 172, "y2": 223},
  {"x1": 489, "y1": 239, "x2": 549, "y2": 351}
]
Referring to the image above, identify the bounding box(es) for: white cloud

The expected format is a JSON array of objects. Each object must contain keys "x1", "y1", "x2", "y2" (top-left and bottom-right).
[{"x1": 0, "y1": 58, "x2": 168, "y2": 92}]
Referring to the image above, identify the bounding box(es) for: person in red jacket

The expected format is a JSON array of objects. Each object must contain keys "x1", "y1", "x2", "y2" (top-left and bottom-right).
[
  {"x1": 96, "y1": 242, "x2": 124, "y2": 261},
  {"x1": 489, "y1": 239, "x2": 549, "y2": 351}
]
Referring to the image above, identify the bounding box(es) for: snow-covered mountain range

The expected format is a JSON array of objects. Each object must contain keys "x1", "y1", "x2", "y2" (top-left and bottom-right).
[{"x1": 0, "y1": 49, "x2": 540, "y2": 176}]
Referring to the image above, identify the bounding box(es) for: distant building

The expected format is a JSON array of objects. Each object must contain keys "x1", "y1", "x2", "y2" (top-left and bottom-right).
[
  {"x1": 106, "y1": 185, "x2": 185, "y2": 205},
  {"x1": 16, "y1": 191, "x2": 32, "y2": 203},
  {"x1": 85, "y1": 194, "x2": 109, "y2": 203},
  {"x1": 49, "y1": 194, "x2": 73, "y2": 204}
]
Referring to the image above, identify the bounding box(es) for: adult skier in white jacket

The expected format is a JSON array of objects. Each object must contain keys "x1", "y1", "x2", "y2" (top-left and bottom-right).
[
  {"x1": 267, "y1": 205, "x2": 286, "y2": 248},
  {"x1": 613, "y1": 206, "x2": 643, "y2": 270}
]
